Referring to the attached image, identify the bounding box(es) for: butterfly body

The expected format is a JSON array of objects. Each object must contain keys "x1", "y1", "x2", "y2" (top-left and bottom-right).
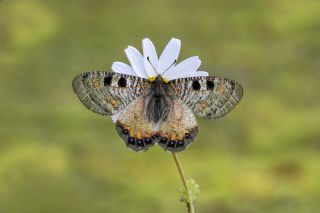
[
  {"x1": 144, "y1": 76, "x2": 173, "y2": 124},
  {"x1": 72, "y1": 71, "x2": 242, "y2": 152}
]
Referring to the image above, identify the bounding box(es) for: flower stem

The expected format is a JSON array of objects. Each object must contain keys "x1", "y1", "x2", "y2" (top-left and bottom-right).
[{"x1": 172, "y1": 153, "x2": 195, "y2": 213}]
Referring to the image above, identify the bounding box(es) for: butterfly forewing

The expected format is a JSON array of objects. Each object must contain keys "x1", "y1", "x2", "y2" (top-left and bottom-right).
[
  {"x1": 169, "y1": 76, "x2": 243, "y2": 119},
  {"x1": 72, "y1": 71, "x2": 150, "y2": 116}
]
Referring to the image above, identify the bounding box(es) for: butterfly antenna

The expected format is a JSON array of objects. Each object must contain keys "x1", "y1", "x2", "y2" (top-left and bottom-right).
[
  {"x1": 161, "y1": 59, "x2": 177, "y2": 75},
  {"x1": 147, "y1": 56, "x2": 158, "y2": 73},
  {"x1": 147, "y1": 57, "x2": 177, "y2": 76}
]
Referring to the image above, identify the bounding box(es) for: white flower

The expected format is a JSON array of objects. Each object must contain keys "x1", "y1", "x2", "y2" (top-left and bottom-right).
[{"x1": 111, "y1": 38, "x2": 208, "y2": 82}]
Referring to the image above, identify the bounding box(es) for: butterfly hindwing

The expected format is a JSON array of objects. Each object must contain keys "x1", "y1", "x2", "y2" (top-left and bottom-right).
[
  {"x1": 157, "y1": 99, "x2": 198, "y2": 152},
  {"x1": 115, "y1": 96, "x2": 198, "y2": 152},
  {"x1": 115, "y1": 96, "x2": 156, "y2": 151},
  {"x1": 169, "y1": 76, "x2": 243, "y2": 119},
  {"x1": 72, "y1": 71, "x2": 150, "y2": 116}
]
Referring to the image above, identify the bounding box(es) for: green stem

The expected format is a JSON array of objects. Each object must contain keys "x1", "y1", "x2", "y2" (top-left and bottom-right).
[{"x1": 172, "y1": 153, "x2": 195, "y2": 213}]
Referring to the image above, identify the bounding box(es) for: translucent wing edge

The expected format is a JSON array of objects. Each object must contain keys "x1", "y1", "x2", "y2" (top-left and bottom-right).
[{"x1": 72, "y1": 71, "x2": 112, "y2": 115}]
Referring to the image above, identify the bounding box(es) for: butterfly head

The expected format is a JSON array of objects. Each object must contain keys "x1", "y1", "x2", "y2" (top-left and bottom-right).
[
  {"x1": 148, "y1": 75, "x2": 169, "y2": 84},
  {"x1": 147, "y1": 56, "x2": 174, "y2": 84}
]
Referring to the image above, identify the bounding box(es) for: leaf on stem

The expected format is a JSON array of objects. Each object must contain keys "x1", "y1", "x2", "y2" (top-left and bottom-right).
[{"x1": 178, "y1": 177, "x2": 200, "y2": 203}]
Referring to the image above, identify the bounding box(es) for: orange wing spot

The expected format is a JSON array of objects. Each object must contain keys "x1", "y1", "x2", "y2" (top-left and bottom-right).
[
  {"x1": 143, "y1": 133, "x2": 151, "y2": 138},
  {"x1": 178, "y1": 132, "x2": 184, "y2": 140},
  {"x1": 110, "y1": 99, "x2": 118, "y2": 108},
  {"x1": 129, "y1": 130, "x2": 135, "y2": 137},
  {"x1": 136, "y1": 131, "x2": 142, "y2": 139},
  {"x1": 171, "y1": 134, "x2": 177, "y2": 141},
  {"x1": 199, "y1": 100, "x2": 208, "y2": 110},
  {"x1": 159, "y1": 132, "x2": 168, "y2": 138},
  {"x1": 217, "y1": 84, "x2": 226, "y2": 95},
  {"x1": 92, "y1": 78, "x2": 101, "y2": 88}
]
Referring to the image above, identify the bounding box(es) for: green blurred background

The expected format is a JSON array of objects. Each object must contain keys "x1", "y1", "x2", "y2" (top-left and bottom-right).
[{"x1": 1, "y1": 0, "x2": 320, "y2": 212}]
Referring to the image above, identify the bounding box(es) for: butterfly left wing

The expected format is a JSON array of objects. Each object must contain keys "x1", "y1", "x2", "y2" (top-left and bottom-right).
[
  {"x1": 72, "y1": 71, "x2": 150, "y2": 116},
  {"x1": 168, "y1": 76, "x2": 243, "y2": 119},
  {"x1": 115, "y1": 95, "x2": 157, "y2": 151}
]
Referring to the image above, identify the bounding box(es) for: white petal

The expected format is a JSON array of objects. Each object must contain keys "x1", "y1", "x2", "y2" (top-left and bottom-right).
[
  {"x1": 196, "y1": 71, "x2": 209, "y2": 76},
  {"x1": 111, "y1": 62, "x2": 136, "y2": 76},
  {"x1": 168, "y1": 71, "x2": 209, "y2": 80},
  {"x1": 111, "y1": 112, "x2": 120, "y2": 123},
  {"x1": 162, "y1": 56, "x2": 201, "y2": 80},
  {"x1": 125, "y1": 46, "x2": 148, "y2": 78},
  {"x1": 164, "y1": 70, "x2": 196, "y2": 81},
  {"x1": 181, "y1": 71, "x2": 209, "y2": 78},
  {"x1": 158, "y1": 38, "x2": 181, "y2": 75},
  {"x1": 142, "y1": 38, "x2": 158, "y2": 77}
]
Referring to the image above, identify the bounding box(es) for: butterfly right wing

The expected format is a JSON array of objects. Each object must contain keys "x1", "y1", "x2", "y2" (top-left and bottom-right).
[
  {"x1": 157, "y1": 98, "x2": 199, "y2": 152},
  {"x1": 72, "y1": 71, "x2": 150, "y2": 116},
  {"x1": 168, "y1": 76, "x2": 243, "y2": 119}
]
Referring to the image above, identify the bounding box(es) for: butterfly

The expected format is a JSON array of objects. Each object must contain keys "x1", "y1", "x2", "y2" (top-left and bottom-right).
[{"x1": 72, "y1": 38, "x2": 243, "y2": 152}]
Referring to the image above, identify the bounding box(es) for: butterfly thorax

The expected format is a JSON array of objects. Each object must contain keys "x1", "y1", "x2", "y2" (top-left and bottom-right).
[{"x1": 144, "y1": 76, "x2": 173, "y2": 125}]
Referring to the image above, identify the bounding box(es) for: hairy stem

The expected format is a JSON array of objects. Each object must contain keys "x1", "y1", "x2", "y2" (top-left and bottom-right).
[{"x1": 172, "y1": 153, "x2": 195, "y2": 213}]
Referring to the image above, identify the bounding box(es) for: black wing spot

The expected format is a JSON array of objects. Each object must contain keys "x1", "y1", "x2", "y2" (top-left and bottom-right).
[
  {"x1": 160, "y1": 137, "x2": 168, "y2": 144},
  {"x1": 104, "y1": 76, "x2": 112, "y2": 86},
  {"x1": 207, "y1": 112, "x2": 213, "y2": 117},
  {"x1": 144, "y1": 138, "x2": 152, "y2": 145},
  {"x1": 185, "y1": 133, "x2": 191, "y2": 139},
  {"x1": 168, "y1": 141, "x2": 175, "y2": 147},
  {"x1": 128, "y1": 137, "x2": 135, "y2": 145},
  {"x1": 82, "y1": 73, "x2": 89, "y2": 80},
  {"x1": 206, "y1": 80, "x2": 215, "y2": 90},
  {"x1": 192, "y1": 80, "x2": 201, "y2": 90},
  {"x1": 137, "y1": 139, "x2": 144, "y2": 147},
  {"x1": 118, "y1": 77, "x2": 127, "y2": 87},
  {"x1": 177, "y1": 141, "x2": 184, "y2": 147}
]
